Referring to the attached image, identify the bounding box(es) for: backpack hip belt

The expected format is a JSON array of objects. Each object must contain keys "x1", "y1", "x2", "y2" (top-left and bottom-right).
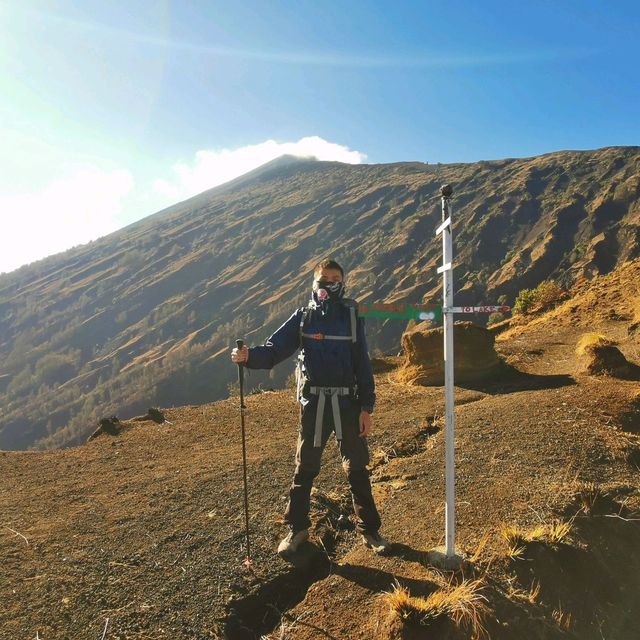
[{"x1": 308, "y1": 386, "x2": 353, "y2": 447}]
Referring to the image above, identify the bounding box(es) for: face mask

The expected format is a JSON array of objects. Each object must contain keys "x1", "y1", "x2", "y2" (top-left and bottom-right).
[{"x1": 313, "y1": 279, "x2": 345, "y2": 304}]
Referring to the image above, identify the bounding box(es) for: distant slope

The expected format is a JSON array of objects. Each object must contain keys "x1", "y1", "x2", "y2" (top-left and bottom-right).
[
  {"x1": 0, "y1": 146, "x2": 639, "y2": 449},
  {"x1": 502, "y1": 257, "x2": 640, "y2": 337}
]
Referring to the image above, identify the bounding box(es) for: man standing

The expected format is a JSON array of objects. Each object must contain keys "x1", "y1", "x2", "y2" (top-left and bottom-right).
[{"x1": 231, "y1": 258, "x2": 389, "y2": 557}]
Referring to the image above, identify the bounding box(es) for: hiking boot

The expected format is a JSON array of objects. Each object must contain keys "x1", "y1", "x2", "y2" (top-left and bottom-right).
[
  {"x1": 277, "y1": 528, "x2": 309, "y2": 556},
  {"x1": 361, "y1": 531, "x2": 391, "y2": 555}
]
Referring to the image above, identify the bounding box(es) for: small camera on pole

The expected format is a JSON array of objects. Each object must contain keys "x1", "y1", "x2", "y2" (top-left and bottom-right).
[{"x1": 441, "y1": 184, "x2": 453, "y2": 198}]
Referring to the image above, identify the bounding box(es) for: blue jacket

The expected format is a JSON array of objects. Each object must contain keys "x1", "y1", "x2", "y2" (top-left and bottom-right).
[{"x1": 246, "y1": 301, "x2": 376, "y2": 413}]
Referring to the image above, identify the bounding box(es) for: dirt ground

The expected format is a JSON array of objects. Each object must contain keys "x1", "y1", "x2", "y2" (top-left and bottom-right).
[{"x1": 2, "y1": 266, "x2": 640, "y2": 639}]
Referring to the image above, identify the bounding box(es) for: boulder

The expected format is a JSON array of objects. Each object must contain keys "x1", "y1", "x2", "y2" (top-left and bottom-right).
[
  {"x1": 88, "y1": 415, "x2": 123, "y2": 441},
  {"x1": 395, "y1": 320, "x2": 504, "y2": 386},
  {"x1": 132, "y1": 407, "x2": 167, "y2": 423},
  {"x1": 579, "y1": 344, "x2": 640, "y2": 379}
]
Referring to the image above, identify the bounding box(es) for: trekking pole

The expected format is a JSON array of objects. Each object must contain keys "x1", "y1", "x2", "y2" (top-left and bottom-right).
[{"x1": 235, "y1": 339, "x2": 253, "y2": 568}]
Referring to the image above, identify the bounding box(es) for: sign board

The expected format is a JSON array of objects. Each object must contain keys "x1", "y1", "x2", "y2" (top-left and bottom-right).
[{"x1": 358, "y1": 302, "x2": 442, "y2": 322}]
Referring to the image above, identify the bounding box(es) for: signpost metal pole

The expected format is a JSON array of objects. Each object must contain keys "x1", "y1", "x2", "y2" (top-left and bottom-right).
[
  {"x1": 360, "y1": 194, "x2": 511, "y2": 567},
  {"x1": 437, "y1": 184, "x2": 457, "y2": 559}
]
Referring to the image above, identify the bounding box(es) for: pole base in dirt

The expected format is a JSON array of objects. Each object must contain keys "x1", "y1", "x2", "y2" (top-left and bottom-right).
[{"x1": 425, "y1": 546, "x2": 466, "y2": 570}]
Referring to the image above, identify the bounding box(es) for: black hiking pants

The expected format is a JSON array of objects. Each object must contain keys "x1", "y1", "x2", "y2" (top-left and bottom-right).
[{"x1": 284, "y1": 398, "x2": 381, "y2": 534}]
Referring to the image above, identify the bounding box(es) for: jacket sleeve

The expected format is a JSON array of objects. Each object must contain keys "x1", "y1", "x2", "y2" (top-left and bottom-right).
[
  {"x1": 353, "y1": 317, "x2": 376, "y2": 413},
  {"x1": 245, "y1": 310, "x2": 302, "y2": 370}
]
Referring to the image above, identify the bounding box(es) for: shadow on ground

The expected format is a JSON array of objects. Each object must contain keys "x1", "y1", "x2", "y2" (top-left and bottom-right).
[{"x1": 456, "y1": 365, "x2": 575, "y2": 395}]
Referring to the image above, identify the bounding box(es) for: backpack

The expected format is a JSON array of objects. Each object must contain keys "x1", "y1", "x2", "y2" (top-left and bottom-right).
[{"x1": 295, "y1": 298, "x2": 359, "y2": 401}]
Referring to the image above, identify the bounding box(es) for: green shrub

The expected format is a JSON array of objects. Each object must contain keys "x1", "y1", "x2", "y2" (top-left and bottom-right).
[
  {"x1": 35, "y1": 351, "x2": 80, "y2": 386},
  {"x1": 514, "y1": 281, "x2": 565, "y2": 315},
  {"x1": 501, "y1": 249, "x2": 517, "y2": 265},
  {"x1": 513, "y1": 288, "x2": 536, "y2": 315},
  {"x1": 573, "y1": 242, "x2": 587, "y2": 260},
  {"x1": 488, "y1": 312, "x2": 506, "y2": 325},
  {"x1": 7, "y1": 364, "x2": 34, "y2": 397},
  {"x1": 534, "y1": 281, "x2": 564, "y2": 308}
]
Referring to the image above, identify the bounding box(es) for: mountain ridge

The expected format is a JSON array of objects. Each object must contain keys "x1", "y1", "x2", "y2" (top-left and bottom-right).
[{"x1": 1, "y1": 145, "x2": 639, "y2": 449}]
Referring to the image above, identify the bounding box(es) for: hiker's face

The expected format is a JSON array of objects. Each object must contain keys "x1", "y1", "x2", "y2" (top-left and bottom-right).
[
  {"x1": 312, "y1": 268, "x2": 345, "y2": 303},
  {"x1": 314, "y1": 268, "x2": 343, "y2": 287}
]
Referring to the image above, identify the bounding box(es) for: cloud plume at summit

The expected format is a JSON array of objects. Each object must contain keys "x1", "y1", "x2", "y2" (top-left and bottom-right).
[{"x1": 153, "y1": 136, "x2": 366, "y2": 201}]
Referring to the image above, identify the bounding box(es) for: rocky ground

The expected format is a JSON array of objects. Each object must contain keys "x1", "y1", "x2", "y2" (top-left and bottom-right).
[{"x1": 2, "y1": 265, "x2": 640, "y2": 639}]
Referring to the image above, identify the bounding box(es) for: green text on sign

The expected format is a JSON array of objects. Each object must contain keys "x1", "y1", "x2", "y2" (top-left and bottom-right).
[{"x1": 358, "y1": 302, "x2": 442, "y2": 322}]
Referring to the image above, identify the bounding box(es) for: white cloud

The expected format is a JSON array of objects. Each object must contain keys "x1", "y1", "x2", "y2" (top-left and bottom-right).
[
  {"x1": 0, "y1": 137, "x2": 365, "y2": 274},
  {"x1": 0, "y1": 167, "x2": 134, "y2": 274},
  {"x1": 153, "y1": 136, "x2": 366, "y2": 201}
]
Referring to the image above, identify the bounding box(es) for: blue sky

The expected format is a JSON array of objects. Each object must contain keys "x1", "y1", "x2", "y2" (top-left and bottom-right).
[{"x1": 1, "y1": 0, "x2": 639, "y2": 273}]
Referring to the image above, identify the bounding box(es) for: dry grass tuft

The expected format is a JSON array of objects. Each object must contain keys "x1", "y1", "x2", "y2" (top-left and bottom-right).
[
  {"x1": 505, "y1": 543, "x2": 526, "y2": 560},
  {"x1": 538, "y1": 520, "x2": 572, "y2": 545},
  {"x1": 469, "y1": 533, "x2": 491, "y2": 563},
  {"x1": 500, "y1": 524, "x2": 527, "y2": 549},
  {"x1": 384, "y1": 578, "x2": 489, "y2": 638},
  {"x1": 552, "y1": 606, "x2": 574, "y2": 631},
  {"x1": 500, "y1": 519, "x2": 572, "y2": 553},
  {"x1": 508, "y1": 580, "x2": 540, "y2": 605},
  {"x1": 575, "y1": 333, "x2": 616, "y2": 356},
  {"x1": 576, "y1": 481, "x2": 608, "y2": 515}
]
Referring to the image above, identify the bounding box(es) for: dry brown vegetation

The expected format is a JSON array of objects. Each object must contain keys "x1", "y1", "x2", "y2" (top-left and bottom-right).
[
  {"x1": 500, "y1": 519, "x2": 572, "y2": 550},
  {"x1": 383, "y1": 577, "x2": 489, "y2": 638}
]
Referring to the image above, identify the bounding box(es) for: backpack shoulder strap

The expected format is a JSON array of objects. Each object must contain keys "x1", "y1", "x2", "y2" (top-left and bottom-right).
[
  {"x1": 298, "y1": 304, "x2": 312, "y2": 347},
  {"x1": 341, "y1": 298, "x2": 359, "y2": 344},
  {"x1": 299, "y1": 299, "x2": 359, "y2": 344}
]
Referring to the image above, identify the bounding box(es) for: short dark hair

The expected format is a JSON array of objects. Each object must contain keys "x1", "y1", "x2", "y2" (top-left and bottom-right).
[{"x1": 313, "y1": 258, "x2": 344, "y2": 279}]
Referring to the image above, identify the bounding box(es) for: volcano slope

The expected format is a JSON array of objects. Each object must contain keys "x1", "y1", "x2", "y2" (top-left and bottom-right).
[
  {"x1": 2, "y1": 263, "x2": 640, "y2": 639},
  {"x1": 3, "y1": 146, "x2": 640, "y2": 451}
]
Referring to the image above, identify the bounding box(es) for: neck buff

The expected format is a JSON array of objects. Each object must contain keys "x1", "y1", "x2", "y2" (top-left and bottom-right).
[{"x1": 312, "y1": 279, "x2": 345, "y2": 306}]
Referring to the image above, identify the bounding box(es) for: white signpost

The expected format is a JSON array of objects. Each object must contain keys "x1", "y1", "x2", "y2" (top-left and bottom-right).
[
  {"x1": 363, "y1": 184, "x2": 511, "y2": 568},
  {"x1": 432, "y1": 184, "x2": 510, "y2": 567},
  {"x1": 435, "y1": 184, "x2": 460, "y2": 564}
]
